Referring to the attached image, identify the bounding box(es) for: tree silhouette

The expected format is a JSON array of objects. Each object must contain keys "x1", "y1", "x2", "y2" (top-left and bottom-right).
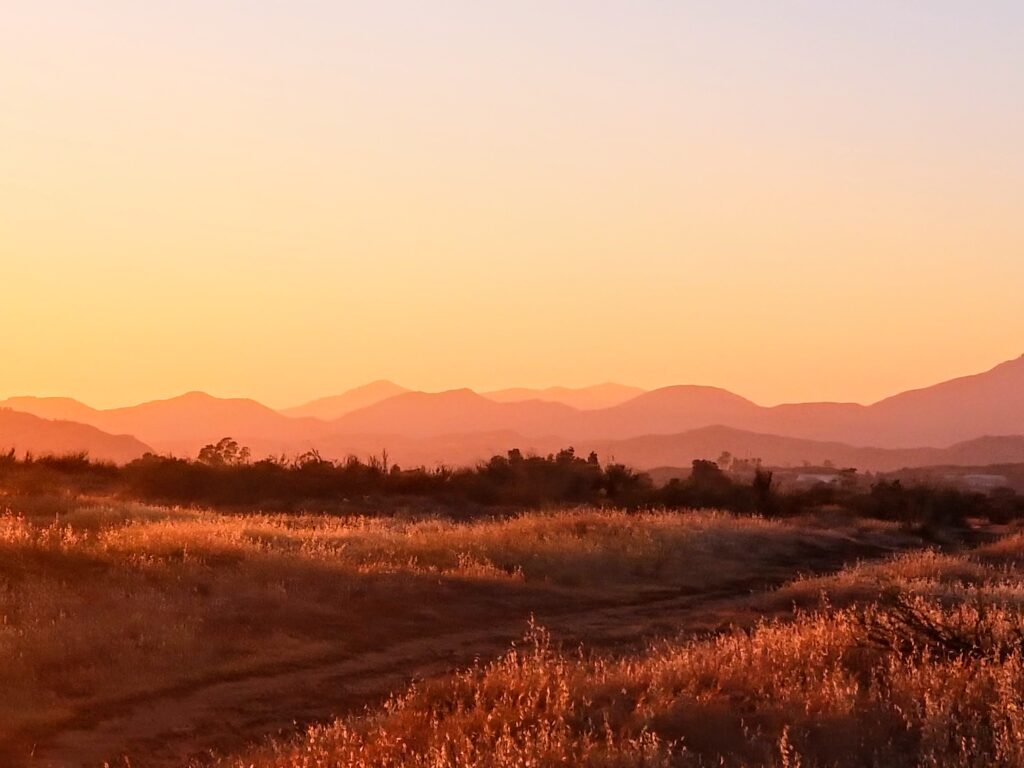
[{"x1": 197, "y1": 437, "x2": 250, "y2": 467}]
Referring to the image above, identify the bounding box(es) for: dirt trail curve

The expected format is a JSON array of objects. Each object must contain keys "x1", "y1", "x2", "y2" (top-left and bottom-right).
[{"x1": 5, "y1": 536, "x2": 933, "y2": 768}]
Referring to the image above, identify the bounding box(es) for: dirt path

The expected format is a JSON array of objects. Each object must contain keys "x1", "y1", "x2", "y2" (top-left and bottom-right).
[
  {"x1": 19, "y1": 588, "x2": 769, "y2": 768},
  {"x1": 8, "y1": 535, "x2": 940, "y2": 768}
]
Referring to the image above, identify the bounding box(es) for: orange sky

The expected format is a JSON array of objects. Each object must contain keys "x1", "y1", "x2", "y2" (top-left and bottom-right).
[{"x1": 3, "y1": 2, "x2": 1022, "y2": 409}]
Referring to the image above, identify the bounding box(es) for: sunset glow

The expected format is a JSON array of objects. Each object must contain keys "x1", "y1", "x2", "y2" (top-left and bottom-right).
[
  {"x1": 3, "y1": 2, "x2": 1022, "y2": 408},
  {"x1": 7, "y1": 7, "x2": 1024, "y2": 766}
]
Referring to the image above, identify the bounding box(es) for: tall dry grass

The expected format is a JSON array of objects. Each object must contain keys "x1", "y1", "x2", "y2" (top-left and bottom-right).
[
  {"x1": 211, "y1": 533, "x2": 1024, "y2": 767},
  {"x1": 0, "y1": 499, "x2": 901, "y2": 742}
]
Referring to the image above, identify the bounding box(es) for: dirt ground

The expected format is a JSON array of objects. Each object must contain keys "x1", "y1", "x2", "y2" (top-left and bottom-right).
[{"x1": 11, "y1": 532, "x2": 926, "y2": 768}]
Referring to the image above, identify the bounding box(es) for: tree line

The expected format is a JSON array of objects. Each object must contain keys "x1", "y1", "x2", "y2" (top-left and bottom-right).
[{"x1": 1, "y1": 439, "x2": 1021, "y2": 527}]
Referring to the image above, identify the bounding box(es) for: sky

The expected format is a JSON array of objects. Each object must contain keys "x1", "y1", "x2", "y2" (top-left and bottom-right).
[{"x1": 2, "y1": 1, "x2": 1022, "y2": 408}]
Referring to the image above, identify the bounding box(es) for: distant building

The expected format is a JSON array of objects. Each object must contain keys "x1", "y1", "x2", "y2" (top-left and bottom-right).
[
  {"x1": 795, "y1": 473, "x2": 841, "y2": 486},
  {"x1": 960, "y1": 474, "x2": 1009, "y2": 490}
]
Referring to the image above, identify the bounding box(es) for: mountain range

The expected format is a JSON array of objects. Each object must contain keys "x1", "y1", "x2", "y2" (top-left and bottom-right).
[
  {"x1": 281, "y1": 381, "x2": 410, "y2": 420},
  {"x1": 2, "y1": 354, "x2": 1023, "y2": 471},
  {"x1": 0, "y1": 409, "x2": 150, "y2": 463},
  {"x1": 482, "y1": 383, "x2": 645, "y2": 410}
]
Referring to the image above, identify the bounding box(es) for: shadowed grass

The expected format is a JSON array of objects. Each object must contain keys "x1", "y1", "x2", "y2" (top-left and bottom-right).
[
  {"x1": 0, "y1": 500, "x2": 911, "y2": 746},
  {"x1": 212, "y1": 530, "x2": 1024, "y2": 768}
]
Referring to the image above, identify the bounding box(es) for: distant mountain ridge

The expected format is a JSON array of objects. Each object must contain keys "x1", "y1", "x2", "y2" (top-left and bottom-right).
[
  {"x1": 483, "y1": 383, "x2": 645, "y2": 410},
  {"x1": 282, "y1": 381, "x2": 410, "y2": 420},
  {"x1": 318, "y1": 357, "x2": 1024, "y2": 448},
  {"x1": 286, "y1": 427, "x2": 1024, "y2": 474},
  {"x1": 2, "y1": 354, "x2": 1023, "y2": 466},
  {"x1": 0, "y1": 408, "x2": 151, "y2": 462},
  {"x1": 0, "y1": 392, "x2": 331, "y2": 456},
  {"x1": 581, "y1": 426, "x2": 1024, "y2": 474},
  {"x1": 0, "y1": 396, "x2": 105, "y2": 424},
  {"x1": 330, "y1": 389, "x2": 578, "y2": 439}
]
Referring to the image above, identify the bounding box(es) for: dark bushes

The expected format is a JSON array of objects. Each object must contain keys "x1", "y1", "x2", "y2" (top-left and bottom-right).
[{"x1": 0, "y1": 446, "x2": 1020, "y2": 526}]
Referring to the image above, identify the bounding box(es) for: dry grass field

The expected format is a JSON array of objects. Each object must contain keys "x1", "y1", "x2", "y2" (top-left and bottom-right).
[
  {"x1": 3, "y1": 493, "x2": 1008, "y2": 767},
  {"x1": 203, "y1": 532, "x2": 1024, "y2": 768}
]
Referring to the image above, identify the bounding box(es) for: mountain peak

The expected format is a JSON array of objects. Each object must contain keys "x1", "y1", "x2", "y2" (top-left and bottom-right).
[
  {"x1": 0, "y1": 408, "x2": 151, "y2": 462},
  {"x1": 365, "y1": 379, "x2": 404, "y2": 388},
  {"x1": 636, "y1": 384, "x2": 757, "y2": 405},
  {"x1": 281, "y1": 381, "x2": 410, "y2": 420},
  {"x1": 482, "y1": 383, "x2": 645, "y2": 410},
  {"x1": 178, "y1": 390, "x2": 217, "y2": 401},
  {"x1": 148, "y1": 391, "x2": 266, "y2": 409},
  {"x1": 399, "y1": 388, "x2": 488, "y2": 406},
  {"x1": 0, "y1": 395, "x2": 100, "y2": 422}
]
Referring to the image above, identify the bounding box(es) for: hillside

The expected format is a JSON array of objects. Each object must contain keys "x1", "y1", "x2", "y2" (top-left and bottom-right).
[
  {"x1": 281, "y1": 381, "x2": 409, "y2": 420},
  {"x1": 579, "y1": 385, "x2": 762, "y2": 438},
  {"x1": 3, "y1": 354, "x2": 1023, "y2": 462},
  {"x1": 482, "y1": 383, "x2": 645, "y2": 410},
  {"x1": 331, "y1": 389, "x2": 579, "y2": 439},
  {"x1": 94, "y1": 392, "x2": 331, "y2": 454},
  {"x1": 863, "y1": 355, "x2": 1024, "y2": 446},
  {"x1": 0, "y1": 409, "x2": 152, "y2": 463},
  {"x1": 0, "y1": 396, "x2": 101, "y2": 424},
  {"x1": 3, "y1": 393, "x2": 331, "y2": 456},
  {"x1": 580, "y1": 427, "x2": 1024, "y2": 473},
  {"x1": 326, "y1": 357, "x2": 1024, "y2": 448}
]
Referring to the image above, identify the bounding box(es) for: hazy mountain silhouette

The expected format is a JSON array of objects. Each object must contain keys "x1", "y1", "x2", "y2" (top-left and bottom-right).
[
  {"x1": 93, "y1": 392, "x2": 330, "y2": 454},
  {"x1": 861, "y1": 355, "x2": 1024, "y2": 446},
  {"x1": 2, "y1": 392, "x2": 330, "y2": 456},
  {"x1": 210, "y1": 355, "x2": 1024, "y2": 449},
  {"x1": 266, "y1": 426, "x2": 1024, "y2": 473},
  {"x1": 581, "y1": 426, "x2": 1024, "y2": 473},
  {"x1": 331, "y1": 389, "x2": 579, "y2": 439},
  {"x1": 482, "y1": 383, "x2": 645, "y2": 410},
  {"x1": 709, "y1": 356, "x2": 1024, "y2": 447},
  {"x1": 0, "y1": 408, "x2": 151, "y2": 462},
  {"x1": 0, "y1": 396, "x2": 102, "y2": 424},
  {"x1": 330, "y1": 385, "x2": 767, "y2": 441},
  {"x1": 750, "y1": 402, "x2": 869, "y2": 443},
  {"x1": 578, "y1": 386, "x2": 762, "y2": 438},
  {"x1": 281, "y1": 381, "x2": 410, "y2": 420},
  {"x1": 4, "y1": 354, "x2": 1024, "y2": 463},
  {"x1": 939, "y1": 435, "x2": 1024, "y2": 466}
]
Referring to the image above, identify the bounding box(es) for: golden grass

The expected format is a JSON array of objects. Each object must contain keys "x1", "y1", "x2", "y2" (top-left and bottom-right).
[
  {"x1": 213, "y1": 532, "x2": 1024, "y2": 768},
  {"x1": 0, "y1": 499, "x2": 904, "y2": 747}
]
